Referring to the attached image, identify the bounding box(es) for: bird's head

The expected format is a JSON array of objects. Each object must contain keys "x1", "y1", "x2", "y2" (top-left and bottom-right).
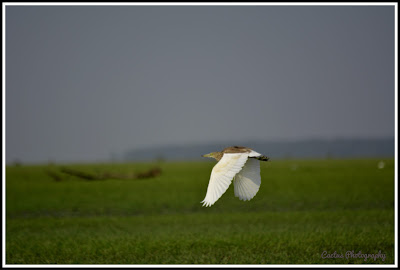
[{"x1": 202, "y1": 152, "x2": 222, "y2": 161}]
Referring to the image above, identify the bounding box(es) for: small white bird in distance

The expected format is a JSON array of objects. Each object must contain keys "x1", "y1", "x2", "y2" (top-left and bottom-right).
[{"x1": 201, "y1": 146, "x2": 269, "y2": 207}]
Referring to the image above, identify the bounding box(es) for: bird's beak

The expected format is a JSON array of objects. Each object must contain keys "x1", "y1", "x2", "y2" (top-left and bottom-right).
[{"x1": 202, "y1": 153, "x2": 211, "y2": 158}]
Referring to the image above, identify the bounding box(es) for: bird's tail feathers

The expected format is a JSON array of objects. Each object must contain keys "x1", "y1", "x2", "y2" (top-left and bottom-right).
[{"x1": 252, "y1": 155, "x2": 269, "y2": 162}]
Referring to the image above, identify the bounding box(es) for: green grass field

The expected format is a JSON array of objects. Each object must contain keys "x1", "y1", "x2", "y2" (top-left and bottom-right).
[{"x1": 6, "y1": 158, "x2": 395, "y2": 264}]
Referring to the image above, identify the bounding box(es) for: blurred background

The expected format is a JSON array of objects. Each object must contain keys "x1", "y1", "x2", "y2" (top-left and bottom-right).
[{"x1": 5, "y1": 5, "x2": 395, "y2": 164}]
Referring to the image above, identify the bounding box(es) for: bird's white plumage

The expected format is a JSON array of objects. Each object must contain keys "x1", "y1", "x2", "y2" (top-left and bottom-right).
[
  {"x1": 201, "y1": 153, "x2": 249, "y2": 207},
  {"x1": 233, "y1": 158, "x2": 261, "y2": 201},
  {"x1": 248, "y1": 150, "x2": 262, "y2": 157}
]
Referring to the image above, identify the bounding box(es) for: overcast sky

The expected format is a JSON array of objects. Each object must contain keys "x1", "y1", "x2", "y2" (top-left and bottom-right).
[{"x1": 5, "y1": 4, "x2": 395, "y2": 163}]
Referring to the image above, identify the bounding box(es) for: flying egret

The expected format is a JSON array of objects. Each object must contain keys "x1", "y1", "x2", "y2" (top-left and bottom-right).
[{"x1": 201, "y1": 146, "x2": 269, "y2": 207}]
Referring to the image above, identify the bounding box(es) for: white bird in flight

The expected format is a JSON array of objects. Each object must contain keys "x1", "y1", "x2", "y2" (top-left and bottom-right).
[{"x1": 201, "y1": 146, "x2": 269, "y2": 207}]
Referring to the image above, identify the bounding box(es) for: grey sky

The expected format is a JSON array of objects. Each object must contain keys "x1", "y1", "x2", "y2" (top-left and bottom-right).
[{"x1": 5, "y1": 5, "x2": 395, "y2": 163}]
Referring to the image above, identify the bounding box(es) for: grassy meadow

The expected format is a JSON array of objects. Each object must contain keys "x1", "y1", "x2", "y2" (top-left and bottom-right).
[{"x1": 5, "y1": 158, "x2": 395, "y2": 264}]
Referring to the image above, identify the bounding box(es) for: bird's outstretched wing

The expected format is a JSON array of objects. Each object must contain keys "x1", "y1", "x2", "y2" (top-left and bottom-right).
[
  {"x1": 233, "y1": 158, "x2": 261, "y2": 201},
  {"x1": 201, "y1": 153, "x2": 249, "y2": 207}
]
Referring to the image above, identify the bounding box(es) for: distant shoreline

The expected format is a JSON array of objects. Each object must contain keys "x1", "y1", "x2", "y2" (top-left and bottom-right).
[{"x1": 124, "y1": 137, "x2": 395, "y2": 162}]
